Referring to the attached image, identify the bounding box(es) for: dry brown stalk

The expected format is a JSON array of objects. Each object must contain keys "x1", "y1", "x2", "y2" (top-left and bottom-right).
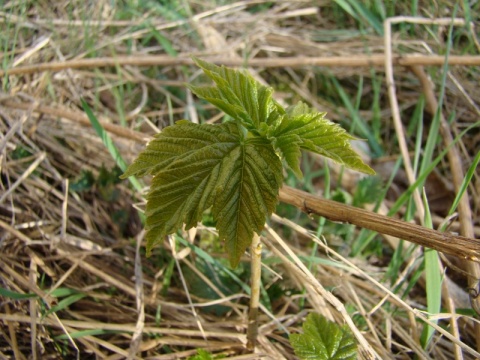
[
  {"x1": 0, "y1": 313, "x2": 244, "y2": 340},
  {"x1": 384, "y1": 18, "x2": 425, "y2": 223},
  {"x1": 1, "y1": 100, "x2": 148, "y2": 143},
  {"x1": 279, "y1": 185, "x2": 480, "y2": 263},
  {"x1": 1, "y1": 54, "x2": 480, "y2": 77}
]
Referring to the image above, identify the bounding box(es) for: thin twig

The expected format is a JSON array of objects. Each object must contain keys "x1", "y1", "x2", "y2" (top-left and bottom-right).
[
  {"x1": 28, "y1": 258, "x2": 38, "y2": 360},
  {"x1": 442, "y1": 278, "x2": 464, "y2": 360},
  {"x1": 4, "y1": 304, "x2": 26, "y2": 360}
]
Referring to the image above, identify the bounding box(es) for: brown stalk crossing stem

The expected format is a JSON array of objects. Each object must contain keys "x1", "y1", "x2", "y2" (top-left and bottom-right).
[{"x1": 279, "y1": 186, "x2": 480, "y2": 263}]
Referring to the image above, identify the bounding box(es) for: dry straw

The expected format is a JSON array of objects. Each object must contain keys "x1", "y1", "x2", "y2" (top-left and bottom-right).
[{"x1": 1, "y1": 2, "x2": 479, "y2": 359}]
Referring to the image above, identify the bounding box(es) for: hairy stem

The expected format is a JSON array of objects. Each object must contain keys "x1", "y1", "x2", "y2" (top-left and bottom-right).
[{"x1": 246, "y1": 232, "x2": 262, "y2": 351}]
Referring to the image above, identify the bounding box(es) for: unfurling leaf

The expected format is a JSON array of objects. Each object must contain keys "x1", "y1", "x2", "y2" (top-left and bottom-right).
[
  {"x1": 121, "y1": 58, "x2": 374, "y2": 267},
  {"x1": 188, "y1": 57, "x2": 283, "y2": 132},
  {"x1": 290, "y1": 313, "x2": 357, "y2": 360},
  {"x1": 271, "y1": 102, "x2": 375, "y2": 177}
]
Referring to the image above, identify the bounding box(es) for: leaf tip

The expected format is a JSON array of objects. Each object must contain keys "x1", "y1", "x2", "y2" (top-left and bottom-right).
[
  {"x1": 228, "y1": 256, "x2": 241, "y2": 269},
  {"x1": 290, "y1": 166, "x2": 304, "y2": 180},
  {"x1": 356, "y1": 163, "x2": 376, "y2": 176},
  {"x1": 119, "y1": 169, "x2": 132, "y2": 180}
]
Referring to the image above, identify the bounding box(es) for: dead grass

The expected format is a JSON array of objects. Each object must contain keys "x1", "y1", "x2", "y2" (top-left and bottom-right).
[{"x1": 1, "y1": 1, "x2": 479, "y2": 359}]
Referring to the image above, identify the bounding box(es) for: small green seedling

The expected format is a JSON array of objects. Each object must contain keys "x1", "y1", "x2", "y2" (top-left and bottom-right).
[
  {"x1": 121, "y1": 57, "x2": 374, "y2": 267},
  {"x1": 290, "y1": 312, "x2": 357, "y2": 360}
]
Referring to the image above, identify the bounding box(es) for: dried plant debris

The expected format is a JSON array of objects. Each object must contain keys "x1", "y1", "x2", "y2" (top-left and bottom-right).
[{"x1": 1, "y1": 1, "x2": 479, "y2": 359}]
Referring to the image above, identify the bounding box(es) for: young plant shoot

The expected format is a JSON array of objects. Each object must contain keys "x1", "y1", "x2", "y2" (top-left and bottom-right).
[{"x1": 121, "y1": 58, "x2": 374, "y2": 268}]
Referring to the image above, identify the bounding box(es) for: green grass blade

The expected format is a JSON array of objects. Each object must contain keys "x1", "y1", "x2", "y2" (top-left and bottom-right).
[
  {"x1": 406, "y1": 96, "x2": 425, "y2": 174},
  {"x1": 445, "y1": 149, "x2": 480, "y2": 221},
  {"x1": 351, "y1": 157, "x2": 402, "y2": 256},
  {"x1": 54, "y1": 329, "x2": 126, "y2": 340},
  {"x1": 0, "y1": 287, "x2": 82, "y2": 301},
  {"x1": 370, "y1": 70, "x2": 382, "y2": 141},
  {"x1": 44, "y1": 293, "x2": 87, "y2": 317},
  {"x1": 0, "y1": 287, "x2": 38, "y2": 300},
  {"x1": 81, "y1": 99, "x2": 143, "y2": 192},
  {"x1": 148, "y1": 25, "x2": 178, "y2": 57},
  {"x1": 420, "y1": 189, "x2": 442, "y2": 348},
  {"x1": 389, "y1": 120, "x2": 480, "y2": 216},
  {"x1": 2, "y1": 4, "x2": 25, "y2": 91},
  {"x1": 330, "y1": 76, "x2": 383, "y2": 157},
  {"x1": 48, "y1": 287, "x2": 81, "y2": 298},
  {"x1": 354, "y1": 76, "x2": 364, "y2": 111},
  {"x1": 333, "y1": 0, "x2": 356, "y2": 19},
  {"x1": 348, "y1": 0, "x2": 384, "y2": 34},
  {"x1": 420, "y1": 6, "x2": 456, "y2": 178},
  {"x1": 411, "y1": 0, "x2": 419, "y2": 16},
  {"x1": 161, "y1": 258, "x2": 175, "y2": 297},
  {"x1": 334, "y1": 0, "x2": 383, "y2": 35},
  {"x1": 462, "y1": 0, "x2": 472, "y2": 24}
]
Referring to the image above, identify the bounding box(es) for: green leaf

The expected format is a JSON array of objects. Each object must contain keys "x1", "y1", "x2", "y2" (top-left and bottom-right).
[
  {"x1": 188, "y1": 57, "x2": 282, "y2": 132},
  {"x1": 213, "y1": 136, "x2": 283, "y2": 267},
  {"x1": 272, "y1": 132, "x2": 303, "y2": 178},
  {"x1": 132, "y1": 121, "x2": 238, "y2": 254},
  {"x1": 290, "y1": 313, "x2": 357, "y2": 360},
  {"x1": 121, "y1": 120, "x2": 235, "y2": 178},
  {"x1": 272, "y1": 102, "x2": 375, "y2": 177},
  {"x1": 123, "y1": 59, "x2": 376, "y2": 268},
  {"x1": 121, "y1": 121, "x2": 282, "y2": 267}
]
